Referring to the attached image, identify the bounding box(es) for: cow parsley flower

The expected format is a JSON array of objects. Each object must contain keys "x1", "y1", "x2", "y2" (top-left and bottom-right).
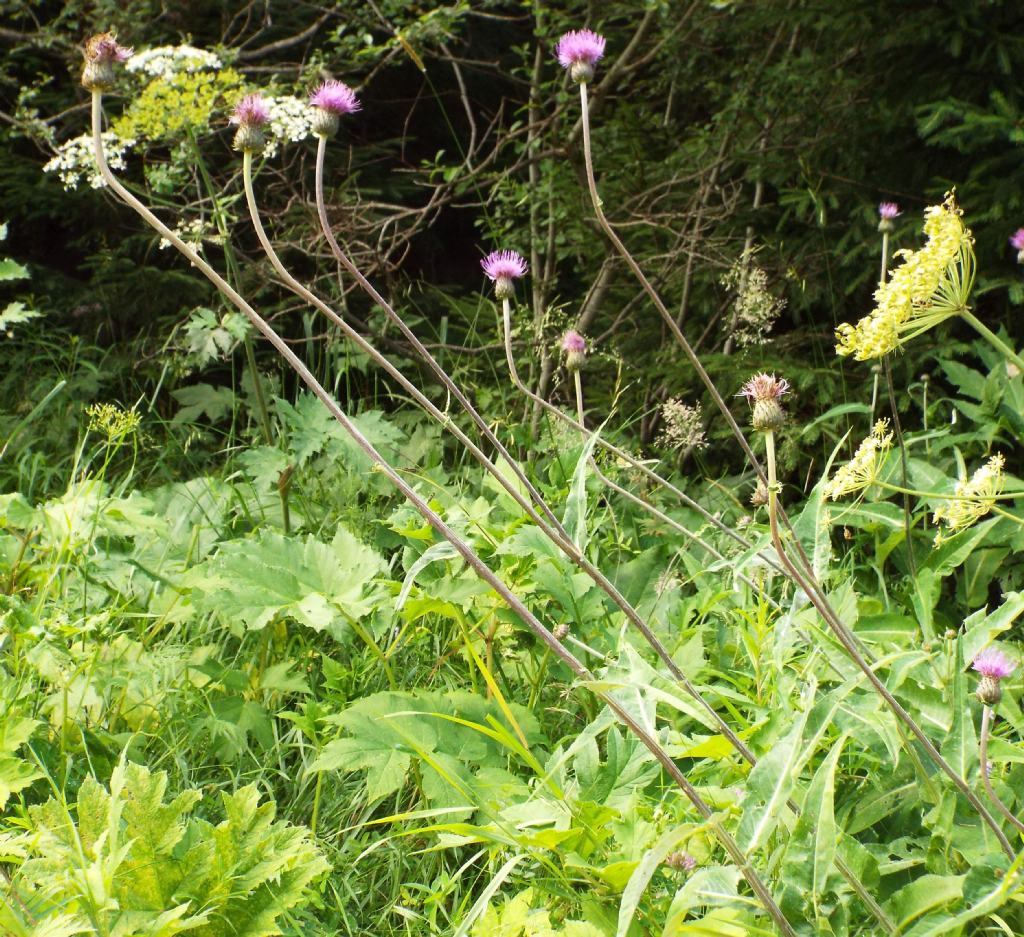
[
  {"x1": 43, "y1": 132, "x2": 134, "y2": 190},
  {"x1": 126, "y1": 45, "x2": 223, "y2": 78}
]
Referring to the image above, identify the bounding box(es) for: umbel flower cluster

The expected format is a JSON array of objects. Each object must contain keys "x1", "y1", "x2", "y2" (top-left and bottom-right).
[
  {"x1": 933, "y1": 453, "x2": 1005, "y2": 543},
  {"x1": 822, "y1": 420, "x2": 893, "y2": 501},
  {"x1": 835, "y1": 193, "x2": 973, "y2": 359}
]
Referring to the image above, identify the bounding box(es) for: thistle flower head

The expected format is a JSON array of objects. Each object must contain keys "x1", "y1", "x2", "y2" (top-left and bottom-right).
[
  {"x1": 230, "y1": 93, "x2": 270, "y2": 154},
  {"x1": 973, "y1": 648, "x2": 1015, "y2": 680},
  {"x1": 739, "y1": 373, "x2": 790, "y2": 432},
  {"x1": 561, "y1": 329, "x2": 587, "y2": 371},
  {"x1": 309, "y1": 80, "x2": 360, "y2": 137},
  {"x1": 310, "y1": 79, "x2": 360, "y2": 115},
  {"x1": 481, "y1": 250, "x2": 528, "y2": 299},
  {"x1": 837, "y1": 193, "x2": 972, "y2": 360},
  {"x1": 933, "y1": 453, "x2": 1005, "y2": 543},
  {"x1": 81, "y1": 33, "x2": 133, "y2": 91},
  {"x1": 556, "y1": 29, "x2": 606, "y2": 83},
  {"x1": 822, "y1": 420, "x2": 893, "y2": 500},
  {"x1": 878, "y1": 201, "x2": 901, "y2": 233},
  {"x1": 665, "y1": 851, "x2": 697, "y2": 872},
  {"x1": 230, "y1": 93, "x2": 271, "y2": 127},
  {"x1": 973, "y1": 647, "x2": 1015, "y2": 705},
  {"x1": 739, "y1": 373, "x2": 790, "y2": 403}
]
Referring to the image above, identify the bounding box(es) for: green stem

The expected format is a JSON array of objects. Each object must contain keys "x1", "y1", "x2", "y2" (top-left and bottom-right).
[
  {"x1": 962, "y1": 310, "x2": 1024, "y2": 373},
  {"x1": 980, "y1": 704, "x2": 1024, "y2": 834}
]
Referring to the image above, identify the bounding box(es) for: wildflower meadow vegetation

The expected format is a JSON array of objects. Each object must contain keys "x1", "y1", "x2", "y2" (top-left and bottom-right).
[{"x1": 5, "y1": 2, "x2": 1024, "y2": 934}]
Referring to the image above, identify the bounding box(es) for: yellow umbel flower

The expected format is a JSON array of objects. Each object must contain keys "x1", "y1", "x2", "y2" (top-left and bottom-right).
[
  {"x1": 822, "y1": 420, "x2": 893, "y2": 500},
  {"x1": 836, "y1": 193, "x2": 973, "y2": 360},
  {"x1": 86, "y1": 403, "x2": 141, "y2": 441},
  {"x1": 933, "y1": 454, "x2": 1005, "y2": 543}
]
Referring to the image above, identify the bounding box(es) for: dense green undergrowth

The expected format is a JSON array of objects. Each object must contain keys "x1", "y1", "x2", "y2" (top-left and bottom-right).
[{"x1": 4, "y1": 3, "x2": 1024, "y2": 935}]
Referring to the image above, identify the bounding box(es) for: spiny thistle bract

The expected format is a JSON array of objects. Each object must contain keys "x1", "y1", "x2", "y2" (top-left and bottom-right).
[{"x1": 561, "y1": 329, "x2": 586, "y2": 370}]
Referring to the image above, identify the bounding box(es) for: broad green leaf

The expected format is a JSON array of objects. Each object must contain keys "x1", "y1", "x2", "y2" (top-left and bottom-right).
[
  {"x1": 396, "y1": 540, "x2": 460, "y2": 609},
  {"x1": 809, "y1": 736, "x2": 846, "y2": 897},
  {"x1": 887, "y1": 874, "x2": 963, "y2": 930},
  {"x1": 313, "y1": 735, "x2": 412, "y2": 800},
  {"x1": 940, "y1": 638, "x2": 977, "y2": 781},
  {"x1": 0, "y1": 301, "x2": 42, "y2": 333},
  {"x1": 736, "y1": 702, "x2": 811, "y2": 854},
  {"x1": 171, "y1": 383, "x2": 236, "y2": 424},
  {"x1": 663, "y1": 868, "x2": 743, "y2": 935},
  {"x1": 189, "y1": 527, "x2": 386, "y2": 635},
  {"x1": 562, "y1": 431, "x2": 599, "y2": 551}
]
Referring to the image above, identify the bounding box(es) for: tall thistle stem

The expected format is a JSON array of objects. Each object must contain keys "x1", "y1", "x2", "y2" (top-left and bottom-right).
[
  {"x1": 980, "y1": 705, "x2": 1024, "y2": 835},
  {"x1": 578, "y1": 72, "x2": 1014, "y2": 854},
  {"x1": 246, "y1": 152, "x2": 760, "y2": 753},
  {"x1": 313, "y1": 138, "x2": 567, "y2": 540},
  {"x1": 91, "y1": 92, "x2": 795, "y2": 934}
]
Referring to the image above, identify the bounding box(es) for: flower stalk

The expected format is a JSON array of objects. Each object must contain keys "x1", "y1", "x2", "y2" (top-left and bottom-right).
[{"x1": 91, "y1": 85, "x2": 794, "y2": 934}]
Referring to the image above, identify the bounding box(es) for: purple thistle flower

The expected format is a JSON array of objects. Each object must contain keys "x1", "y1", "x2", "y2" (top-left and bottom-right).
[
  {"x1": 481, "y1": 250, "x2": 527, "y2": 300},
  {"x1": 556, "y1": 29, "x2": 606, "y2": 83},
  {"x1": 230, "y1": 93, "x2": 270, "y2": 128},
  {"x1": 561, "y1": 330, "x2": 586, "y2": 354},
  {"x1": 85, "y1": 33, "x2": 133, "y2": 64},
  {"x1": 481, "y1": 250, "x2": 528, "y2": 282},
  {"x1": 739, "y1": 373, "x2": 790, "y2": 432},
  {"x1": 682, "y1": 853, "x2": 697, "y2": 873},
  {"x1": 972, "y1": 648, "x2": 1015, "y2": 680},
  {"x1": 878, "y1": 202, "x2": 901, "y2": 220},
  {"x1": 1010, "y1": 228, "x2": 1024, "y2": 252},
  {"x1": 739, "y1": 373, "x2": 790, "y2": 403},
  {"x1": 310, "y1": 80, "x2": 361, "y2": 116}
]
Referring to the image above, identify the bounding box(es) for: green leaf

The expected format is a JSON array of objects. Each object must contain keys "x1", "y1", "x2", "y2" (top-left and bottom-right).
[
  {"x1": 0, "y1": 302, "x2": 42, "y2": 333},
  {"x1": 940, "y1": 638, "x2": 977, "y2": 782},
  {"x1": 887, "y1": 874, "x2": 963, "y2": 931},
  {"x1": 736, "y1": 702, "x2": 812, "y2": 854},
  {"x1": 189, "y1": 527, "x2": 385, "y2": 636},
  {"x1": 171, "y1": 383, "x2": 236, "y2": 424},
  {"x1": 0, "y1": 258, "x2": 28, "y2": 281},
  {"x1": 562, "y1": 432, "x2": 599, "y2": 551}
]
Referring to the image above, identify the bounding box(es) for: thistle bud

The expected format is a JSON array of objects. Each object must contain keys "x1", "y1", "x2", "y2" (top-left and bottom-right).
[
  {"x1": 1011, "y1": 229, "x2": 1024, "y2": 265},
  {"x1": 553, "y1": 623, "x2": 570, "y2": 640}
]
